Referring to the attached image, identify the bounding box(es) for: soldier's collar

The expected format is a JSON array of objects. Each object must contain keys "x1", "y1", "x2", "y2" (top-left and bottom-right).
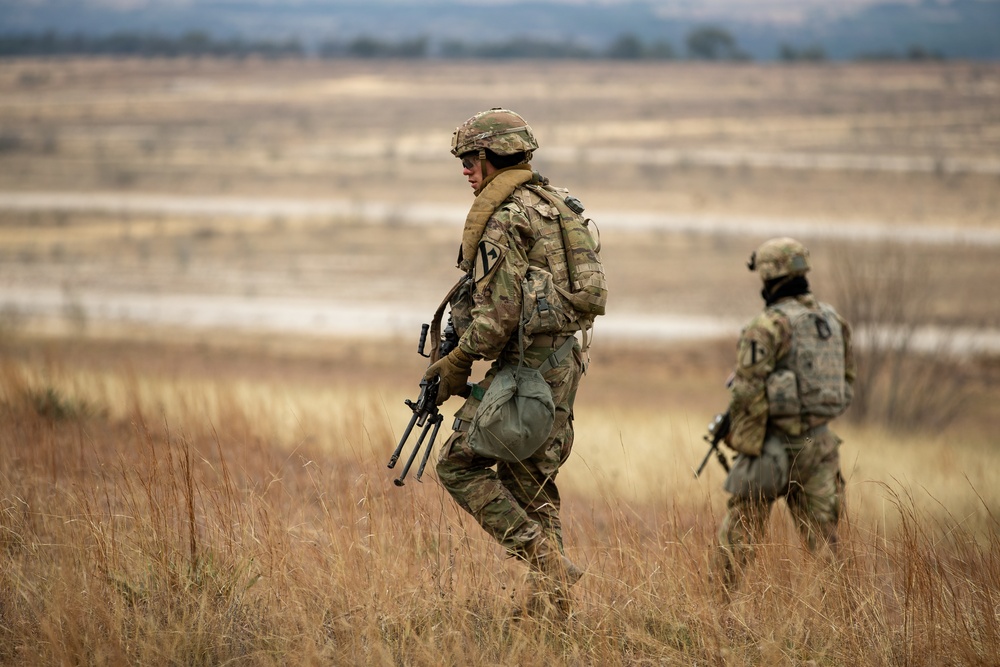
[{"x1": 458, "y1": 168, "x2": 533, "y2": 272}]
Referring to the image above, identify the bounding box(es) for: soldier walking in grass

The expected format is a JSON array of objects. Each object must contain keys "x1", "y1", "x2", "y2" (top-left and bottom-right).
[
  {"x1": 715, "y1": 237, "x2": 856, "y2": 592},
  {"x1": 423, "y1": 108, "x2": 607, "y2": 618}
]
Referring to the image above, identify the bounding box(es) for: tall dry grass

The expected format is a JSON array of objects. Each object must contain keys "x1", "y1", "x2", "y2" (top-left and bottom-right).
[{"x1": 1, "y1": 340, "x2": 998, "y2": 666}]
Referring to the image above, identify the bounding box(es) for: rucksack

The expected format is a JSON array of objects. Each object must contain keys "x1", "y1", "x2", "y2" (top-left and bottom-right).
[{"x1": 524, "y1": 184, "x2": 608, "y2": 326}]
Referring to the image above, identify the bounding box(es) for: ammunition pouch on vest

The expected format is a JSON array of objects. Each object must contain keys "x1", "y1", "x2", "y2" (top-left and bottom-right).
[{"x1": 521, "y1": 267, "x2": 578, "y2": 336}]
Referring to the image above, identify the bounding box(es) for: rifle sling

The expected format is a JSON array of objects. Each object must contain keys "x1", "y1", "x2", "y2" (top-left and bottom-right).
[{"x1": 429, "y1": 276, "x2": 468, "y2": 364}]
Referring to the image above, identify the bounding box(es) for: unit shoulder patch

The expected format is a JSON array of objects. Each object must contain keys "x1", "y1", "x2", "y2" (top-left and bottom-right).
[
  {"x1": 474, "y1": 239, "x2": 506, "y2": 283},
  {"x1": 739, "y1": 338, "x2": 771, "y2": 369}
]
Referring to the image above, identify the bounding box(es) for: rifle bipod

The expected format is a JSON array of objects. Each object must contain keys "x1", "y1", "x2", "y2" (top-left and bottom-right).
[
  {"x1": 387, "y1": 377, "x2": 444, "y2": 486},
  {"x1": 389, "y1": 312, "x2": 461, "y2": 487}
]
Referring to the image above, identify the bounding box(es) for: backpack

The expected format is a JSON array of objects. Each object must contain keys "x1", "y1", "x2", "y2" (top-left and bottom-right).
[{"x1": 522, "y1": 184, "x2": 607, "y2": 333}]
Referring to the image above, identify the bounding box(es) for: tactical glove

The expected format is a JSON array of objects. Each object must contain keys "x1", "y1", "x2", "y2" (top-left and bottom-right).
[
  {"x1": 724, "y1": 429, "x2": 763, "y2": 458},
  {"x1": 423, "y1": 347, "x2": 474, "y2": 405}
]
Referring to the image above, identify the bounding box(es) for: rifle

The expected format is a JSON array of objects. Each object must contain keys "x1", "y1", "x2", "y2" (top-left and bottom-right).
[
  {"x1": 387, "y1": 318, "x2": 460, "y2": 486},
  {"x1": 695, "y1": 411, "x2": 731, "y2": 478}
]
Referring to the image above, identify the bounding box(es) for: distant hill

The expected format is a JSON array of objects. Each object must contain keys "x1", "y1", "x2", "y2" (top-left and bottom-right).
[{"x1": 1, "y1": 0, "x2": 998, "y2": 60}]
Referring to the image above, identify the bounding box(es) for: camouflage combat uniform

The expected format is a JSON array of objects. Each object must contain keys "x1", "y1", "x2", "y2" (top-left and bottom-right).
[
  {"x1": 428, "y1": 108, "x2": 606, "y2": 576},
  {"x1": 718, "y1": 238, "x2": 856, "y2": 588},
  {"x1": 436, "y1": 175, "x2": 585, "y2": 559}
]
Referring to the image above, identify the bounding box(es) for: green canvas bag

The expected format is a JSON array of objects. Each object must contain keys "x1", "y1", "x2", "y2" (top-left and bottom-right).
[
  {"x1": 467, "y1": 364, "x2": 555, "y2": 462},
  {"x1": 467, "y1": 335, "x2": 575, "y2": 463},
  {"x1": 723, "y1": 432, "x2": 791, "y2": 500}
]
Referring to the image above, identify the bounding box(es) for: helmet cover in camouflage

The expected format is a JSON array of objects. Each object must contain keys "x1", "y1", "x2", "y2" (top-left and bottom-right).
[
  {"x1": 451, "y1": 107, "x2": 539, "y2": 158},
  {"x1": 748, "y1": 237, "x2": 811, "y2": 281}
]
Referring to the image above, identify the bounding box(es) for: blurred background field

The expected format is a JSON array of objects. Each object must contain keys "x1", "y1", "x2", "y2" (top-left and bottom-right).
[{"x1": 2, "y1": 56, "x2": 1000, "y2": 664}]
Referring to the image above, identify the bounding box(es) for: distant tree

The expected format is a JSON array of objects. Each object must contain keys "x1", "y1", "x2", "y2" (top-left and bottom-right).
[
  {"x1": 257, "y1": 37, "x2": 303, "y2": 59},
  {"x1": 778, "y1": 43, "x2": 827, "y2": 62},
  {"x1": 647, "y1": 39, "x2": 676, "y2": 60},
  {"x1": 440, "y1": 37, "x2": 592, "y2": 59},
  {"x1": 855, "y1": 45, "x2": 945, "y2": 63},
  {"x1": 607, "y1": 33, "x2": 644, "y2": 60},
  {"x1": 344, "y1": 35, "x2": 427, "y2": 58},
  {"x1": 854, "y1": 50, "x2": 901, "y2": 61},
  {"x1": 393, "y1": 37, "x2": 428, "y2": 58},
  {"x1": 0, "y1": 30, "x2": 303, "y2": 58},
  {"x1": 178, "y1": 31, "x2": 212, "y2": 56},
  {"x1": 346, "y1": 36, "x2": 383, "y2": 58},
  {"x1": 439, "y1": 40, "x2": 469, "y2": 58},
  {"x1": 907, "y1": 45, "x2": 944, "y2": 61},
  {"x1": 316, "y1": 38, "x2": 345, "y2": 57},
  {"x1": 685, "y1": 26, "x2": 748, "y2": 61},
  {"x1": 605, "y1": 33, "x2": 675, "y2": 60}
]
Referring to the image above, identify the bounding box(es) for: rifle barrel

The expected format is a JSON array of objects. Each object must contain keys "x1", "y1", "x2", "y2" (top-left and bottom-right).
[{"x1": 695, "y1": 444, "x2": 716, "y2": 478}]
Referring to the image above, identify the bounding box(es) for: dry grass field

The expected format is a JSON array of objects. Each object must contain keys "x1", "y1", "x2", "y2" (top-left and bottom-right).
[
  {"x1": 1, "y1": 57, "x2": 1000, "y2": 664},
  {"x1": 2, "y1": 333, "x2": 999, "y2": 665}
]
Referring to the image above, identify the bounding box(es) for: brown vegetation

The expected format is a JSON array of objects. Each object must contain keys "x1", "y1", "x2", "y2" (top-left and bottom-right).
[{"x1": 1, "y1": 334, "x2": 998, "y2": 665}]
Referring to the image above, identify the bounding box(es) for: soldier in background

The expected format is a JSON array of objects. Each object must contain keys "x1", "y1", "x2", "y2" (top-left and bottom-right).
[
  {"x1": 423, "y1": 108, "x2": 606, "y2": 618},
  {"x1": 716, "y1": 237, "x2": 856, "y2": 591}
]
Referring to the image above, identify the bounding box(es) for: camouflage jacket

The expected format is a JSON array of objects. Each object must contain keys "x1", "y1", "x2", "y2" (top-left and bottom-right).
[
  {"x1": 455, "y1": 184, "x2": 571, "y2": 361},
  {"x1": 727, "y1": 293, "x2": 856, "y2": 456}
]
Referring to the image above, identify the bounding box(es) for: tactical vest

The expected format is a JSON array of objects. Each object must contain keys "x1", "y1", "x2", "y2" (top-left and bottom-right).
[
  {"x1": 518, "y1": 183, "x2": 607, "y2": 336},
  {"x1": 766, "y1": 299, "x2": 849, "y2": 428}
]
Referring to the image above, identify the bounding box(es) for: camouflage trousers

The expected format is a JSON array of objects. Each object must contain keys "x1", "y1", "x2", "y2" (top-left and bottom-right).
[
  {"x1": 436, "y1": 340, "x2": 582, "y2": 558},
  {"x1": 717, "y1": 425, "x2": 845, "y2": 587}
]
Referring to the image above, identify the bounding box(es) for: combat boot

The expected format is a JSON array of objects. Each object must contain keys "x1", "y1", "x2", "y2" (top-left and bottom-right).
[
  {"x1": 517, "y1": 571, "x2": 568, "y2": 621},
  {"x1": 524, "y1": 534, "x2": 584, "y2": 589},
  {"x1": 710, "y1": 545, "x2": 744, "y2": 603}
]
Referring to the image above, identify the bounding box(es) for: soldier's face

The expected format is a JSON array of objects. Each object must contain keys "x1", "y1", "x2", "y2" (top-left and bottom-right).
[{"x1": 461, "y1": 154, "x2": 488, "y2": 192}]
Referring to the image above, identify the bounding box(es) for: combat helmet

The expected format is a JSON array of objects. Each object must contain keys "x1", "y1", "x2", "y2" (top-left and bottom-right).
[
  {"x1": 748, "y1": 237, "x2": 811, "y2": 281},
  {"x1": 451, "y1": 108, "x2": 538, "y2": 159}
]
